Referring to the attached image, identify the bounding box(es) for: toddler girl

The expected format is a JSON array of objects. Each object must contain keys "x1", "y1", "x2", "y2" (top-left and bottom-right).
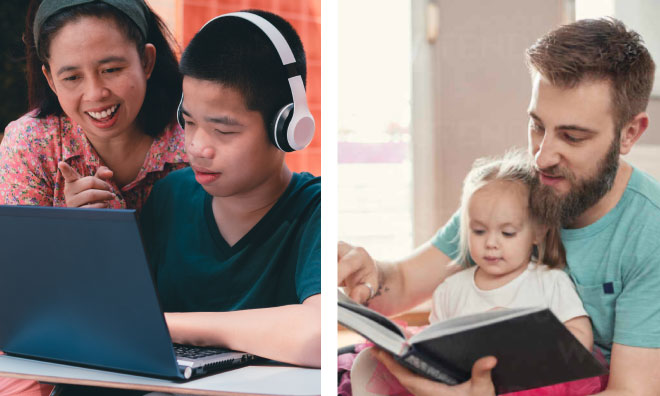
[{"x1": 349, "y1": 150, "x2": 605, "y2": 396}]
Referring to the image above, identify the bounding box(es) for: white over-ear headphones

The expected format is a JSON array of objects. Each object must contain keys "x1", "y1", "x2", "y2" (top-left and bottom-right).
[{"x1": 177, "y1": 11, "x2": 315, "y2": 152}]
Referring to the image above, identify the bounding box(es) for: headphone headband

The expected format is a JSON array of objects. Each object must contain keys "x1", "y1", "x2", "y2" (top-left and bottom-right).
[
  {"x1": 178, "y1": 11, "x2": 315, "y2": 152},
  {"x1": 206, "y1": 12, "x2": 297, "y2": 66}
]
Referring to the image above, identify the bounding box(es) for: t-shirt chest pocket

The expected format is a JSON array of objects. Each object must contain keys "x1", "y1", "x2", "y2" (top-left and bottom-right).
[{"x1": 574, "y1": 280, "x2": 622, "y2": 347}]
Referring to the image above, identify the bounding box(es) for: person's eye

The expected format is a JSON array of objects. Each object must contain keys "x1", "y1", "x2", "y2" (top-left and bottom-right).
[
  {"x1": 564, "y1": 133, "x2": 584, "y2": 143},
  {"x1": 502, "y1": 231, "x2": 517, "y2": 237},
  {"x1": 103, "y1": 67, "x2": 121, "y2": 74},
  {"x1": 471, "y1": 229, "x2": 485, "y2": 235},
  {"x1": 62, "y1": 75, "x2": 80, "y2": 82},
  {"x1": 215, "y1": 130, "x2": 237, "y2": 135}
]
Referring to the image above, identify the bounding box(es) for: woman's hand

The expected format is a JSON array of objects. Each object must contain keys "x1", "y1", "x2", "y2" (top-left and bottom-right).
[
  {"x1": 373, "y1": 348, "x2": 497, "y2": 396},
  {"x1": 58, "y1": 161, "x2": 115, "y2": 208},
  {"x1": 337, "y1": 241, "x2": 381, "y2": 304}
]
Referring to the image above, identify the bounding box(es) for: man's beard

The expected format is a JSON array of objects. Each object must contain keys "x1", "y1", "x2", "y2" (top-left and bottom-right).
[{"x1": 530, "y1": 137, "x2": 620, "y2": 227}]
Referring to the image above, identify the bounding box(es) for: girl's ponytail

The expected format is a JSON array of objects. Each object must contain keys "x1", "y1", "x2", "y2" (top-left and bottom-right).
[{"x1": 536, "y1": 224, "x2": 566, "y2": 269}]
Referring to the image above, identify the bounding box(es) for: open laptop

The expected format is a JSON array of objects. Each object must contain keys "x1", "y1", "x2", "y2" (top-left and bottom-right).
[{"x1": 0, "y1": 205, "x2": 256, "y2": 380}]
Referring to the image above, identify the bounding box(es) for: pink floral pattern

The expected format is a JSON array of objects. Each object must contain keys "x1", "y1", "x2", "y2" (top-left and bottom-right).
[{"x1": 0, "y1": 112, "x2": 188, "y2": 212}]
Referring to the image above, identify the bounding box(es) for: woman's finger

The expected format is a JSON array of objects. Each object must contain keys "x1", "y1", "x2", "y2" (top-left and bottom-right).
[
  {"x1": 94, "y1": 166, "x2": 114, "y2": 181},
  {"x1": 73, "y1": 189, "x2": 115, "y2": 206},
  {"x1": 81, "y1": 202, "x2": 110, "y2": 209},
  {"x1": 75, "y1": 176, "x2": 112, "y2": 193},
  {"x1": 58, "y1": 161, "x2": 82, "y2": 183}
]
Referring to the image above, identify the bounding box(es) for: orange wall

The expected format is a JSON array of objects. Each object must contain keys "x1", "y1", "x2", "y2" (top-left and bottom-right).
[{"x1": 180, "y1": 0, "x2": 321, "y2": 176}]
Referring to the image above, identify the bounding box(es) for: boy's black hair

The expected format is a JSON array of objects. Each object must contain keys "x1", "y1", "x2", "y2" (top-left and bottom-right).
[
  {"x1": 179, "y1": 10, "x2": 307, "y2": 131},
  {"x1": 24, "y1": 0, "x2": 182, "y2": 137}
]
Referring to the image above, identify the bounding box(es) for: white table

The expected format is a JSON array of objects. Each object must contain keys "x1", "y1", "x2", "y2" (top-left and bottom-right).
[{"x1": 0, "y1": 355, "x2": 320, "y2": 395}]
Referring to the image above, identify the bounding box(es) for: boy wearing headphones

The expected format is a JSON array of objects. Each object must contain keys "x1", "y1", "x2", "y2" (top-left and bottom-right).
[{"x1": 139, "y1": 10, "x2": 320, "y2": 368}]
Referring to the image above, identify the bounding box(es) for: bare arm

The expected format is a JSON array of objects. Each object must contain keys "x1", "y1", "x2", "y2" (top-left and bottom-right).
[
  {"x1": 375, "y1": 241, "x2": 461, "y2": 315},
  {"x1": 595, "y1": 343, "x2": 660, "y2": 396},
  {"x1": 164, "y1": 294, "x2": 321, "y2": 368},
  {"x1": 338, "y1": 240, "x2": 460, "y2": 316},
  {"x1": 563, "y1": 316, "x2": 593, "y2": 351}
]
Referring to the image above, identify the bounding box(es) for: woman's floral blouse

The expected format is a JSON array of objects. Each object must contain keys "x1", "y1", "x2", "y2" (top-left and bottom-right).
[{"x1": 0, "y1": 112, "x2": 188, "y2": 212}]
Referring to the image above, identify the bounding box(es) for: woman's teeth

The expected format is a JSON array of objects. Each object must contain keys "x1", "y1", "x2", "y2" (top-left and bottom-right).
[{"x1": 87, "y1": 104, "x2": 118, "y2": 120}]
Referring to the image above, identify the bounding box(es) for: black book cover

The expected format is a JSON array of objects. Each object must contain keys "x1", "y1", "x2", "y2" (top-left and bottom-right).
[{"x1": 338, "y1": 291, "x2": 608, "y2": 394}]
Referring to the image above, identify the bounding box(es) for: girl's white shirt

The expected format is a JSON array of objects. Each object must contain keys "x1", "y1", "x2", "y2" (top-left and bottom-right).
[{"x1": 429, "y1": 262, "x2": 588, "y2": 324}]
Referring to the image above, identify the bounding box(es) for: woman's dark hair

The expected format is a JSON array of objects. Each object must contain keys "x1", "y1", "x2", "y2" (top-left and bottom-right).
[
  {"x1": 179, "y1": 10, "x2": 306, "y2": 131},
  {"x1": 24, "y1": 0, "x2": 182, "y2": 137}
]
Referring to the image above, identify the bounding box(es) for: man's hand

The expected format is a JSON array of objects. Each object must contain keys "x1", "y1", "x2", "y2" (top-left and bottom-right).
[
  {"x1": 339, "y1": 240, "x2": 457, "y2": 315},
  {"x1": 337, "y1": 241, "x2": 380, "y2": 304},
  {"x1": 58, "y1": 161, "x2": 115, "y2": 208},
  {"x1": 373, "y1": 348, "x2": 497, "y2": 396}
]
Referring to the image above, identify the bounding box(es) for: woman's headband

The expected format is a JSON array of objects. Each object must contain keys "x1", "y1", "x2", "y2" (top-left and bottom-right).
[{"x1": 33, "y1": 0, "x2": 149, "y2": 53}]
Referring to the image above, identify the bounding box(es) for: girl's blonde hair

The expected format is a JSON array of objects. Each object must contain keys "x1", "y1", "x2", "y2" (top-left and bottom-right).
[{"x1": 455, "y1": 148, "x2": 565, "y2": 269}]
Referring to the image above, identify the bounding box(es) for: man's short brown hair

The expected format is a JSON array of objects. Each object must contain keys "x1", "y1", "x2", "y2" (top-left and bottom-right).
[{"x1": 526, "y1": 18, "x2": 655, "y2": 132}]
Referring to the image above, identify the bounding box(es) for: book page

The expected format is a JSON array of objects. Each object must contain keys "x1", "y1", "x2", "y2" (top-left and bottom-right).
[
  {"x1": 337, "y1": 290, "x2": 407, "y2": 355},
  {"x1": 337, "y1": 290, "x2": 405, "y2": 337}
]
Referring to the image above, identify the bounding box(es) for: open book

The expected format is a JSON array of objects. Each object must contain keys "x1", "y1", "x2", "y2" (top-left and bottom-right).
[{"x1": 338, "y1": 290, "x2": 607, "y2": 394}]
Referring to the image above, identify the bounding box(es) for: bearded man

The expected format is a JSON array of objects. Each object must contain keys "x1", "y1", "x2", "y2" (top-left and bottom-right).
[{"x1": 338, "y1": 18, "x2": 660, "y2": 396}]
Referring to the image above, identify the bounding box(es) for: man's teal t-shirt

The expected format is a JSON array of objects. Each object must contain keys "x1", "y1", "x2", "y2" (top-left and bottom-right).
[
  {"x1": 431, "y1": 167, "x2": 660, "y2": 361},
  {"x1": 139, "y1": 168, "x2": 321, "y2": 312}
]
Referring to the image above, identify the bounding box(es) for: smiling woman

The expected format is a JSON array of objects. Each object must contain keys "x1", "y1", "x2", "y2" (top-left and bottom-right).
[
  {"x1": 0, "y1": 0, "x2": 186, "y2": 394},
  {"x1": 0, "y1": 0, "x2": 187, "y2": 211},
  {"x1": 43, "y1": 16, "x2": 156, "y2": 160}
]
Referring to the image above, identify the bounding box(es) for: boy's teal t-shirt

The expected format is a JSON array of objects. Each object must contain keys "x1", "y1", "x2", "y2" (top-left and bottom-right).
[
  {"x1": 431, "y1": 167, "x2": 660, "y2": 361},
  {"x1": 139, "y1": 168, "x2": 321, "y2": 312}
]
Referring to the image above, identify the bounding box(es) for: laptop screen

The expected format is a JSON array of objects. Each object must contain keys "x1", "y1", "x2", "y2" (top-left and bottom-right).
[{"x1": 0, "y1": 206, "x2": 182, "y2": 379}]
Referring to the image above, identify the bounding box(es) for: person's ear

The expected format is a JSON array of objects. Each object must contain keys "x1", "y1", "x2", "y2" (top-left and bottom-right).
[
  {"x1": 619, "y1": 112, "x2": 649, "y2": 155},
  {"x1": 42, "y1": 65, "x2": 57, "y2": 94},
  {"x1": 142, "y1": 43, "x2": 156, "y2": 79}
]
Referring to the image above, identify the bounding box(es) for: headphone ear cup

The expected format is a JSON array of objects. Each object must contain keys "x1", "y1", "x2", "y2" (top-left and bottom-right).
[{"x1": 271, "y1": 103, "x2": 295, "y2": 152}]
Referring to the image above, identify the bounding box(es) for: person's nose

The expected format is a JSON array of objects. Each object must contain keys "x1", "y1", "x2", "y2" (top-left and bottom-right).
[
  {"x1": 533, "y1": 131, "x2": 561, "y2": 170},
  {"x1": 186, "y1": 128, "x2": 215, "y2": 159},
  {"x1": 485, "y1": 232, "x2": 499, "y2": 249},
  {"x1": 83, "y1": 75, "x2": 110, "y2": 102}
]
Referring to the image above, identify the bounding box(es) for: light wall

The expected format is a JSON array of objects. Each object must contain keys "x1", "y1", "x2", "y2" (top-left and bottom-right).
[
  {"x1": 576, "y1": 0, "x2": 660, "y2": 145},
  {"x1": 616, "y1": 0, "x2": 660, "y2": 145},
  {"x1": 643, "y1": 100, "x2": 660, "y2": 145},
  {"x1": 413, "y1": 0, "x2": 564, "y2": 244}
]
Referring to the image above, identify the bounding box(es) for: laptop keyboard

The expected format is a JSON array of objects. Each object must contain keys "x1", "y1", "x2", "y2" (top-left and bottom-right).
[{"x1": 173, "y1": 344, "x2": 233, "y2": 359}]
